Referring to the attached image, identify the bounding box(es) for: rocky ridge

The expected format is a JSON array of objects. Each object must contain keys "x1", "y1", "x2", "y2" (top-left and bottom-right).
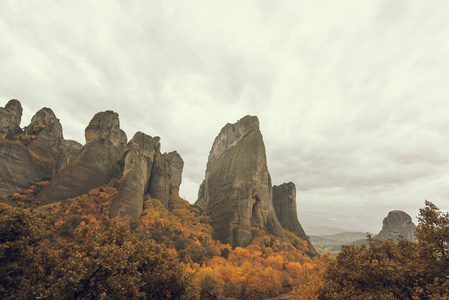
[{"x1": 0, "y1": 100, "x2": 82, "y2": 196}]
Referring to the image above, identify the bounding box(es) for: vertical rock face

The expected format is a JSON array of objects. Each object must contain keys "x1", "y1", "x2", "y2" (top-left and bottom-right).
[
  {"x1": 109, "y1": 132, "x2": 184, "y2": 219},
  {"x1": 109, "y1": 132, "x2": 160, "y2": 220},
  {"x1": 1, "y1": 100, "x2": 80, "y2": 196},
  {"x1": 272, "y1": 182, "x2": 316, "y2": 253},
  {"x1": 148, "y1": 151, "x2": 184, "y2": 208},
  {"x1": 0, "y1": 99, "x2": 22, "y2": 139},
  {"x1": 196, "y1": 115, "x2": 288, "y2": 248},
  {"x1": 26, "y1": 108, "x2": 69, "y2": 178},
  {"x1": 375, "y1": 210, "x2": 417, "y2": 242},
  {"x1": 36, "y1": 111, "x2": 127, "y2": 205}
]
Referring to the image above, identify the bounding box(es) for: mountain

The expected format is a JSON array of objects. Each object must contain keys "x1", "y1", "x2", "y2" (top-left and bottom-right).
[{"x1": 195, "y1": 115, "x2": 315, "y2": 255}]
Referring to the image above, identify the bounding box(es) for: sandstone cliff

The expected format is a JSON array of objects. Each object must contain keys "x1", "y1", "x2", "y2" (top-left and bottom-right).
[
  {"x1": 109, "y1": 131, "x2": 184, "y2": 220},
  {"x1": 196, "y1": 116, "x2": 288, "y2": 248},
  {"x1": 375, "y1": 210, "x2": 417, "y2": 242},
  {"x1": 272, "y1": 182, "x2": 316, "y2": 253},
  {"x1": 0, "y1": 99, "x2": 22, "y2": 139},
  {"x1": 109, "y1": 132, "x2": 160, "y2": 219},
  {"x1": 35, "y1": 111, "x2": 127, "y2": 205},
  {"x1": 0, "y1": 100, "x2": 80, "y2": 196}
]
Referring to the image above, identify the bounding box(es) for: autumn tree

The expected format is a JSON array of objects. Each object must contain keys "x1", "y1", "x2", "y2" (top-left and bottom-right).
[{"x1": 317, "y1": 201, "x2": 449, "y2": 299}]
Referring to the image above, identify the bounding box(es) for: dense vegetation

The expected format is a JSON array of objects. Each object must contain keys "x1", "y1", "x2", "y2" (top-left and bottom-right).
[{"x1": 1, "y1": 177, "x2": 448, "y2": 299}]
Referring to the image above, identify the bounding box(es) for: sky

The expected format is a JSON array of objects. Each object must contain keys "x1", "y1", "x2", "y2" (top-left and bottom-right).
[{"x1": 1, "y1": 0, "x2": 449, "y2": 233}]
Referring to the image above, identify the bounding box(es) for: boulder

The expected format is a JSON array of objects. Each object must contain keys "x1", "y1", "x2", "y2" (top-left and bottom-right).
[
  {"x1": 109, "y1": 132, "x2": 160, "y2": 220},
  {"x1": 0, "y1": 99, "x2": 22, "y2": 139},
  {"x1": 35, "y1": 111, "x2": 127, "y2": 205},
  {"x1": 196, "y1": 115, "x2": 288, "y2": 248},
  {"x1": 273, "y1": 182, "x2": 316, "y2": 254},
  {"x1": 375, "y1": 210, "x2": 417, "y2": 242}
]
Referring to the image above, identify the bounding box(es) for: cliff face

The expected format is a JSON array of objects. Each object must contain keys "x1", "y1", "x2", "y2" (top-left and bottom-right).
[
  {"x1": 272, "y1": 182, "x2": 316, "y2": 253},
  {"x1": 109, "y1": 132, "x2": 184, "y2": 220},
  {"x1": 109, "y1": 132, "x2": 160, "y2": 220},
  {"x1": 35, "y1": 111, "x2": 127, "y2": 205},
  {"x1": 375, "y1": 210, "x2": 417, "y2": 242},
  {"x1": 196, "y1": 116, "x2": 288, "y2": 248},
  {"x1": 0, "y1": 100, "x2": 81, "y2": 196},
  {"x1": 0, "y1": 99, "x2": 22, "y2": 139}
]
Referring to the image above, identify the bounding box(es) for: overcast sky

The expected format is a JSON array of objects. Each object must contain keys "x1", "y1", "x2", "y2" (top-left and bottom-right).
[{"x1": 2, "y1": 1, "x2": 449, "y2": 232}]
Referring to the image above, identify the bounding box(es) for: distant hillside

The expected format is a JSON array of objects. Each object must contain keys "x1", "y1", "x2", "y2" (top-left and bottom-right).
[{"x1": 310, "y1": 231, "x2": 370, "y2": 255}]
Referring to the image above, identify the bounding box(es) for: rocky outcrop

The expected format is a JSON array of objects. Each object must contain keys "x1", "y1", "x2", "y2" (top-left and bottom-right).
[
  {"x1": 26, "y1": 108, "x2": 69, "y2": 178},
  {"x1": 272, "y1": 182, "x2": 316, "y2": 253},
  {"x1": 196, "y1": 115, "x2": 288, "y2": 248},
  {"x1": 0, "y1": 100, "x2": 79, "y2": 196},
  {"x1": 35, "y1": 111, "x2": 127, "y2": 205},
  {"x1": 109, "y1": 132, "x2": 160, "y2": 220},
  {"x1": 0, "y1": 140, "x2": 39, "y2": 194},
  {"x1": 375, "y1": 210, "x2": 417, "y2": 242},
  {"x1": 0, "y1": 99, "x2": 22, "y2": 139},
  {"x1": 148, "y1": 151, "x2": 184, "y2": 208},
  {"x1": 109, "y1": 131, "x2": 184, "y2": 220}
]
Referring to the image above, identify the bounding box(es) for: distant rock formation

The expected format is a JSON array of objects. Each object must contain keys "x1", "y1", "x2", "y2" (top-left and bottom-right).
[
  {"x1": 196, "y1": 116, "x2": 289, "y2": 248},
  {"x1": 36, "y1": 111, "x2": 127, "y2": 205},
  {"x1": 374, "y1": 210, "x2": 417, "y2": 242},
  {"x1": 0, "y1": 100, "x2": 81, "y2": 196},
  {"x1": 272, "y1": 182, "x2": 316, "y2": 253}
]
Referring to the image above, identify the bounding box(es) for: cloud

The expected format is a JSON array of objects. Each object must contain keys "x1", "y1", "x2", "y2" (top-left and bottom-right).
[{"x1": 1, "y1": 0, "x2": 449, "y2": 231}]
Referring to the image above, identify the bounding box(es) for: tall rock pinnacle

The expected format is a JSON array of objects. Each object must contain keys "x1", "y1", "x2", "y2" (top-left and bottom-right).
[
  {"x1": 273, "y1": 182, "x2": 316, "y2": 253},
  {"x1": 196, "y1": 116, "x2": 288, "y2": 248}
]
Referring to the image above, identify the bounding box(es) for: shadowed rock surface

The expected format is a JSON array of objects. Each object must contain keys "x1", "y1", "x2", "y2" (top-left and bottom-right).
[
  {"x1": 0, "y1": 140, "x2": 40, "y2": 195},
  {"x1": 0, "y1": 99, "x2": 22, "y2": 139},
  {"x1": 109, "y1": 132, "x2": 160, "y2": 220},
  {"x1": 196, "y1": 115, "x2": 288, "y2": 248},
  {"x1": 375, "y1": 210, "x2": 417, "y2": 242},
  {"x1": 36, "y1": 111, "x2": 127, "y2": 205},
  {"x1": 26, "y1": 108, "x2": 70, "y2": 178},
  {"x1": 148, "y1": 151, "x2": 184, "y2": 208},
  {"x1": 272, "y1": 182, "x2": 316, "y2": 253},
  {"x1": 0, "y1": 100, "x2": 80, "y2": 196}
]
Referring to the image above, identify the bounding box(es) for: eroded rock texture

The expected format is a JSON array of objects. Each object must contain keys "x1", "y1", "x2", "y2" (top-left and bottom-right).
[
  {"x1": 0, "y1": 100, "x2": 80, "y2": 196},
  {"x1": 110, "y1": 131, "x2": 184, "y2": 220},
  {"x1": 196, "y1": 115, "x2": 288, "y2": 248},
  {"x1": 109, "y1": 132, "x2": 160, "y2": 220},
  {"x1": 0, "y1": 99, "x2": 22, "y2": 139},
  {"x1": 272, "y1": 182, "x2": 316, "y2": 254},
  {"x1": 36, "y1": 111, "x2": 127, "y2": 205},
  {"x1": 375, "y1": 210, "x2": 417, "y2": 242},
  {"x1": 148, "y1": 151, "x2": 184, "y2": 208}
]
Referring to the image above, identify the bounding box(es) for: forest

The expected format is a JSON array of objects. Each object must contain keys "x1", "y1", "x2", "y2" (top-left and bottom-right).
[{"x1": 1, "y1": 177, "x2": 449, "y2": 299}]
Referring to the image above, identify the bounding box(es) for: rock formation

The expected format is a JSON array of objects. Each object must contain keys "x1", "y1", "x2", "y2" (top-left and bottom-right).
[
  {"x1": 148, "y1": 151, "x2": 184, "y2": 208},
  {"x1": 0, "y1": 99, "x2": 22, "y2": 139},
  {"x1": 26, "y1": 108, "x2": 71, "y2": 178},
  {"x1": 109, "y1": 132, "x2": 184, "y2": 220},
  {"x1": 109, "y1": 132, "x2": 160, "y2": 219},
  {"x1": 196, "y1": 116, "x2": 288, "y2": 248},
  {"x1": 0, "y1": 100, "x2": 80, "y2": 196},
  {"x1": 374, "y1": 210, "x2": 417, "y2": 242},
  {"x1": 35, "y1": 111, "x2": 127, "y2": 205},
  {"x1": 272, "y1": 182, "x2": 316, "y2": 253}
]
